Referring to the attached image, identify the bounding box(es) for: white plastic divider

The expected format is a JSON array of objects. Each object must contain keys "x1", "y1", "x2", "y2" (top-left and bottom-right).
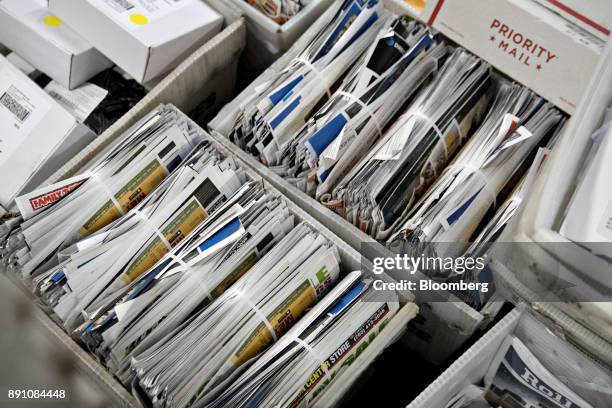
[
  {"x1": 229, "y1": 0, "x2": 335, "y2": 72},
  {"x1": 490, "y1": 40, "x2": 612, "y2": 357},
  {"x1": 408, "y1": 307, "x2": 612, "y2": 408},
  {"x1": 40, "y1": 0, "x2": 247, "y2": 186}
]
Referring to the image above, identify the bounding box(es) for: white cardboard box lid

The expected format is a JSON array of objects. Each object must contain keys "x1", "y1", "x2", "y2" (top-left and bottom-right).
[
  {"x1": 49, "y1": 0, "x2": 223, "y2": 84},
  {"x1": 0, "y1": 0, "x2": 113, "y2": 88},
  {"x1": 87, "y1": 0, "x2": 222, "y2": 47},
  {"x1": 1, "y1": 0, "x2": 94, "y2": 55}
]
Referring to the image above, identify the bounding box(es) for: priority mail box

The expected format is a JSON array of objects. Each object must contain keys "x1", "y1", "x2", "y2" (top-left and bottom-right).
[
  {"x1": 0, "y1": 55, "x2": 96, "y2": 212},
  {"x1": 428, "y1": 0, "x2": 605, "y2": 114},
  {"x1": 49, "y1": 0, "x2": 224, "y2": 84},
  {"x1": 0, "y1": 0, "x2": 113, "y2": 89}
]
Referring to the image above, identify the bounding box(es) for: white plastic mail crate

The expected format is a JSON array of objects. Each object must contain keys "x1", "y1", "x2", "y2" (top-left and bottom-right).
[
  {"x1": 407, "y1": 307, "x2": 612, "y2": 408},
  {"x1": 8, "y1": 111, "x2": 419, "y2": 408},
  {"x1": 230, "y1": 0, "x2": 335, "y2": 72},
  {"x1": 209, "y1": 0, "x2": 502, "y2": 364}
]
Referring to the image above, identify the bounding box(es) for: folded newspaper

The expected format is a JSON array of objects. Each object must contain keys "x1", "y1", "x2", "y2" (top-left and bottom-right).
[
  {"x1": 484, "y1": 336, "x2": 594, "y2": 408},
  {"x1": 442, "y1": 333, "x2": 599, "y2": 408}
]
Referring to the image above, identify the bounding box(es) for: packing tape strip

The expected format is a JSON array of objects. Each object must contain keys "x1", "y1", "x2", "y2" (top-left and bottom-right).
[
  {"x1": 336, "y1": 91, "x2": 383, "y2": 139},
  {"x1": 295, "y1": 57, "x2": 332, "y2": 98},
  {"x1": 235, "y1": 289, "x2": 278, "y2": 342},
  {"x1": 133, "y1": 210, "x2": 172, "y2": 251},
  {"x1": 86, "y1": 172, "x2": 125, "y2": 216}
]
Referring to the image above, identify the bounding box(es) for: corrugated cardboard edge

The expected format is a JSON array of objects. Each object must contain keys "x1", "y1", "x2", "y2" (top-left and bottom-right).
[{"x1": 41, "y1": 16, "x2": 246, "y2": 186}]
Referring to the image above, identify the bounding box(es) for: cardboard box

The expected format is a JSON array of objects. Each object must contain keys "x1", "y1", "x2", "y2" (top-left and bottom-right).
[
  {"x1": 42, "y1": 0, "x2": 246, "y2": 186},
  {"x1": 428, "y1": 0, "x2": 605, "y2": 114},
  {"x1": 0, "y1": 0, "x2": 113, "y2": 89},
  {"x1": 0, "y1": 55, "x2": 96, "y2": 212},
  {"x1": 49, "y1": 0, "x2": 223, "y2": 84}
]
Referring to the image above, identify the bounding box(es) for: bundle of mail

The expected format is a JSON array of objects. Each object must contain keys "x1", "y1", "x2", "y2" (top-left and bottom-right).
[
  {"x1": 230, "y1": 1, "x2": 446, "y2": 199},
  {"x1": 442, "y1": 146, "x2": 554, "y2": 310},
  {"x1": 127, "y1": 223, "x2": 344, "y2": 407},
  {"x1": 40, "y1": 142, "x2": 250, "y2": 331},
  {"x1": 1, "y1": 105, "x2": 203, "y2": 276},
  {"x1": 384, "y1": 84, "x2": 564, "y2": 248},
  {"x1": 286, "y1": 20, "x2": 443, "y2": 199},
  {"x1": 329, "y1": 48, "x2": 493, "y2": 236},
  {"x1": 444, "y1": 335, "x2": 599, "y2": 408},
  {"x1": 230, "y1": 0, "x2": 396, "y2": 165},
  {"x1": 205, "y1": 277, "x2": 411, "y2": 408},
  {"x1": 247, "y1": 0, "x2": 302, "y2": 24}
]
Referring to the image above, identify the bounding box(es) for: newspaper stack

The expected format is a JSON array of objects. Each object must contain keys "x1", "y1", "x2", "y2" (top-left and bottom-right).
[
  {"x1": 1, "y1": 105, "x2": 202, "y2": 276},
  {"x1": 483, "y1": 336, "x2": 594, "y2": 408},
  {"x1": 73, "y1": 184, "x2": 297, "y2": 379},
  {"x1": 387, "y1": 83, "x2": 565, "y2": 256},
  {"x1": 34, "y1": 141, "x2": 248, "y2": 331},
  {"x1": 206, "y1": 279, "x2": 403, "y2": 408},
  {"x1": 229, "y1": 0, "x2": 387, "y2": 166},
  {"x1": 247, "y1": 0, "x2": 302, "y2": 24},
  {"x1": 270, "y1": 18, "x2": 444, "y2": 198},
  {"x1": 329, "y1": 48, "x2": 493, "y2": 238},
  {"x1": 130, "y1": 222, "x2": 342, "y2": 407}
]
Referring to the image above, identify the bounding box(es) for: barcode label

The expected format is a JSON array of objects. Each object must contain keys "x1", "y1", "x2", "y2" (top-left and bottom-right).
[
  {"x1": 48, "y1": 91, "x2": 78, "y2": 112},
  {"x1": 0, "y1": 92, "x2": 31, "y2": 122},
  {"x1": 111, "y1": 0, "x2": 135, "y2": 11}
]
